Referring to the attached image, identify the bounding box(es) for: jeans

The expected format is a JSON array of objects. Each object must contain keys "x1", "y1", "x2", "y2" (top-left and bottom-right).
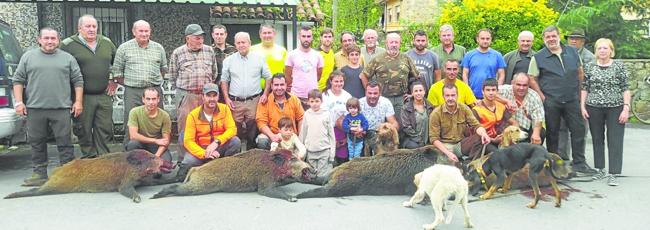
[{"x1": 347, "y1": 137, "x2": 363, "y2": 160}]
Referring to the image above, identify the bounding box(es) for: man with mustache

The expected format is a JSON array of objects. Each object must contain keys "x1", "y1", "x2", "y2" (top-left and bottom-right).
[
  {"x1": 334, "y1": 31, "x2": 364, "y2": 69},
  {"x1": 428, "y1": 84, "x2": 490, "y2": 165},
  {"x1": 60, "y1": 14, "x2": 116, "y2": 159},
  {"x1": 360, "y1": 29, "x2": 385, "y2": 63},
  {"x1": 528, "y1": 25, "x2": 597, "y2": 176},
  {"x1": 12, "y1": 27, "x2": 84, "y2": 186},
  {"x1": 360, "y1": 32, "x2": 419, "y2": 121},
  {"x1": 284, "y1": 26, "x2": 324, "y2": 109}
]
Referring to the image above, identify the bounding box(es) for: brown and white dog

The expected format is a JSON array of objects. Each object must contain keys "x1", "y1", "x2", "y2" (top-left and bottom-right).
[
  {"x1": 403, "y1": 164, "x2": 474, "y2": 230},
  {"x1": 499, "y1": 125, "x2": 528, "y2": 148},
  {"x1": 374, "y1": 122, "x2": 399, "y2": 155}
]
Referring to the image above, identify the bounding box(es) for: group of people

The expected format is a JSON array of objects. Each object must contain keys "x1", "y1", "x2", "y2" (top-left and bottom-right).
[{"x1": 12, "y1": 13, "x2": 629, "y2": 187}]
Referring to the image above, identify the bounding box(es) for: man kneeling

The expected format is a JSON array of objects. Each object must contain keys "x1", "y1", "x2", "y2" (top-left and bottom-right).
[{"x1": 175, "y1": 83, "x2": 241, "y2": 181}]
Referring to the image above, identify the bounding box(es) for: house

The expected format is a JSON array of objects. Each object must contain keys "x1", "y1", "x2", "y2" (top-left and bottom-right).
[{"x1": 378, "y1": 0, "x2": 442, "y2": 32}]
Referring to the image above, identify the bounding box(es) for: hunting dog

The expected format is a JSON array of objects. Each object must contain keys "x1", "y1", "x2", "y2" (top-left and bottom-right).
[
  {"x1": 403, "y1": 165, "x2": 474, "y2": 230},
  {"x1": 466, "y1": 143, "x2": 571, "y2": 208},
  {"x1": 374, "y1": 122, "x2": 399, "y2": 155},
  {"x1": 499, "y1": 125, "x2": 528, "y2": 148}
]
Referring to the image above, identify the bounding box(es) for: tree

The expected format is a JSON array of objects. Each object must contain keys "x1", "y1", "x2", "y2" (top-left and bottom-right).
[
  {"x1": 437, "y1": 0, "x2": 558, "y2": 53},
  {"x1": 555, "y1": 0, "x2": 650, "y2": 58},
  {"x1": 317, "y1": 0, "x2": 383, "y2": 48}
]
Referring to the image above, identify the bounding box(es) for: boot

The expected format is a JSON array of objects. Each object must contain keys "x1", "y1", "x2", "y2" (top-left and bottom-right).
[
  {"x1": 23, "y1": 172, "x2": 48, "y2": 187},
  {"x1": 174, "y1": 163, "x2": 191, "y2": 182}
]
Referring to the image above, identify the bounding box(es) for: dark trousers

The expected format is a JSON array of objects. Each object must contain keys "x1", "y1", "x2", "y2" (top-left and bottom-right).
[
  {"x1": 181, "y1": 136, "x2": 242, "y2": 167},
  {"x1": 123, "y1": 86, "x2": 164, "y2": 146},
  {"x1": 74, "y1": 94, "x2": 113, "y2": 158},
  {"x1": 543, "y1": 97, "x2": 586, "y2": 165},
  {"x1": 125, "y1": 140, "x2": 173, "y2": 162},
  {"x1": 586, "y1": 105, "x2": 625, "y2": 174},
  {"x1": 27, "y1": 109, "x2": 75, "y2": 174}
]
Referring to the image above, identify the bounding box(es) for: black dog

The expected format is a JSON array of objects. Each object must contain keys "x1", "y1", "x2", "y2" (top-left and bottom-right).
[{"x1": 466, "y1": 143, "x2": 571, "y2": 208}]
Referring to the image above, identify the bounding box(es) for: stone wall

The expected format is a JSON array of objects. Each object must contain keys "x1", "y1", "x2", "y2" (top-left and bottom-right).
[
  {"x1": 623, "y1": 59, "x2": 650, "y2": 122},
  {"x1": 0, "y1": 3, "x2": 39, "y2": 49},
  {"x1": 41, "y1": 3, "x2": 65, "y2": 34},
  {"x1": 140, "y1": 4, "x2": 210, "y2": 56}
]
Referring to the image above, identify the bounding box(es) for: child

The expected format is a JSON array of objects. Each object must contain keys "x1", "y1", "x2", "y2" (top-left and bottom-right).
[
  {"x1": 342, "y1": 97, "x2": 369, "y2": 160},
  {"x1": 341, "y1": 45, "x2": 365, "y2": 99},
  {"x1": 299, "y1": 89, "x2": 336, "y2": 184},
  {"x1": 270, "y1": 117, "x2": 306, "y2": 160}
]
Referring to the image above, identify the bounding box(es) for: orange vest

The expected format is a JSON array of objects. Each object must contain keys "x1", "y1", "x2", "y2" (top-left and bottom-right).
[{"x1": 473, "y1": 102, "x2": 506, "y2": 138}]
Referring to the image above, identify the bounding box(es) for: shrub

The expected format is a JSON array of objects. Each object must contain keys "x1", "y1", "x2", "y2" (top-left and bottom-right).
[{"x1": 438, "y1": 0, "x2": 558, "y2": 53}]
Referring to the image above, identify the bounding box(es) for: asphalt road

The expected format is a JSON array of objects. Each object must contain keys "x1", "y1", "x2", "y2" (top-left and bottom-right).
[{"x1": 1, "y1": 126, "x2": 649, "y2": 230}]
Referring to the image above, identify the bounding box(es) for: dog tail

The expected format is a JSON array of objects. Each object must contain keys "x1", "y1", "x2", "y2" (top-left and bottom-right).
[
  {"x1": 4, "y1": 188, "x2": 47, "y2": 199},
  {"x1": 296, "y1": 187, "x2": 330, "y2": 199},
  {"x1": 544, "y1": 153, "x2": 564, "y2": 180}
]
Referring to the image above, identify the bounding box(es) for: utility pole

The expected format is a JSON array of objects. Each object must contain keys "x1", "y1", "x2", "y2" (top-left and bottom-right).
[{"x1": 333, "y1": 0, "x2": 338, "y2": 31}]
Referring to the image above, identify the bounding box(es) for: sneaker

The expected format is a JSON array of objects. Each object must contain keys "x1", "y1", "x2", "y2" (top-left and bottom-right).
[
  {"x1": 22, "y1": 173, "x2": 48, "y2": 187},
  {"x1": 608, "y1": 174, "x2": 619, "y2": 186},
  {"x1": 592, "y1": 169, "x2": 608, "y2": 180},
  {"x1": 572, "y1": 163, "x2": 598, "y2": 176}
]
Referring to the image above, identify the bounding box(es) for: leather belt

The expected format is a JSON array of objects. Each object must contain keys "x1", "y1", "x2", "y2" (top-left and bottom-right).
[{"x1": 229, "y1": 92, "x2": 261, "y2": 102}]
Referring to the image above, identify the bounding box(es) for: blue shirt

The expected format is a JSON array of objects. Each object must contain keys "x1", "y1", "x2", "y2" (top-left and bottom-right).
[
  {"x1": 342, "y1": 113, "x2": 369, "y2": 142},
  {"x1": 461, "y1": 48, "x2": 506, "y2": 98}
]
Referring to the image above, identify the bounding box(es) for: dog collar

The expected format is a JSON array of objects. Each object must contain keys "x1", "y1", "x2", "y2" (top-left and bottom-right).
[
  {"x1": 475, "y1": 166, "x2": 489, "y2": 191},
  {"x1": 469, "y1": 155, "x2": 490, "y2": 191}
]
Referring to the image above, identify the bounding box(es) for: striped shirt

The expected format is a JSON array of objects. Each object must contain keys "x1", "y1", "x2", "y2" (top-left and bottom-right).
[
  {"x1": 112, "y1": 39, "x2": 167, "y2": 87},
  {"x1": 169, "y1": 44, "x2": 218, "y2": 91}
]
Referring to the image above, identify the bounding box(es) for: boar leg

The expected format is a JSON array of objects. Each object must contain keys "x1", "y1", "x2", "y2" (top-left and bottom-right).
[
  {"x1": 118, "y1": 183, "x2": 141, "y2": 203},
  {"x1": 258, "y1": 187, "x2": 297, "y2": 202}
]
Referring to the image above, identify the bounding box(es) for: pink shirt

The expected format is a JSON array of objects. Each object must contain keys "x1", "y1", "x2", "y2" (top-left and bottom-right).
[{"x1": 285, "y1": 48, "x2": 324, "y2": 98}]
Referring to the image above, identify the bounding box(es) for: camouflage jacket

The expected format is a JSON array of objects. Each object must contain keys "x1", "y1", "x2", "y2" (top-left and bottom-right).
[{"x1": 363, "y1": 52, "x2": 419, "y2": 97}]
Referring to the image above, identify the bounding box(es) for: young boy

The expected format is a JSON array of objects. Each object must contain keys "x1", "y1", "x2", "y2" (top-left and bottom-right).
[
  {"x1": 341, "y1": 45, "x2": 365, "y2": 99},
  {"x1": 299, "y1": 89, "x2": 336, "y2": 184},
  {"x1": 342, "y1": 97, "x2": 369, "y2": 160},
  {"x1": 270, "y1": 117, "x2": 306, "y2": 160}
]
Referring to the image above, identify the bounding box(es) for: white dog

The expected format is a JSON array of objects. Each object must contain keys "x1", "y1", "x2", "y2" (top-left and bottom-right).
[{"x1": 402, "y1": 165, "x2": 473, "y2": 230}]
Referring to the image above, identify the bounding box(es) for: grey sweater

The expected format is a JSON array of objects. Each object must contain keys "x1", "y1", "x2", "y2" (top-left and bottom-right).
[{"x1": 12, "y1": 48, "x2": 83, "y2": 109}]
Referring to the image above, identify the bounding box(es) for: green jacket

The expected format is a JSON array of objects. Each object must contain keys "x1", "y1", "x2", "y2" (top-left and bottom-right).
[
  {"x1": 61, "y1": 34, "x2": 116, "y2": 94},
  {"x1": 503, "y1": 49, "x2": 536, "y2": 84}
]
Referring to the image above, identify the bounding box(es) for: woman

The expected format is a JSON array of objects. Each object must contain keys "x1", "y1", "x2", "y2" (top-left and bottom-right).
[
  {"x1": 580, "y1": 38, "x2": 630, "y2": 186},
  {"x1": 322, "y1": 70, "x2": 353, "y2": 165},
  {"x1": 400, "y1": 81, "x2": 434, "y2": 149}
]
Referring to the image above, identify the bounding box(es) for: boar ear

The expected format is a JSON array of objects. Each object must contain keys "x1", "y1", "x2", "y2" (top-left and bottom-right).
[
  {"x1": 271, "y1": 153, "x2": 286, "y2": 166},
  {"x1": 126, "y1": 150, "x2": 146, "y2": 166}
]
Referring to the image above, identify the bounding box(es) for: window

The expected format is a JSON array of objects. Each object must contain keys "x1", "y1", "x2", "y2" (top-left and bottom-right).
[
  {"x1": 388, "y1": 7, "x2": 393, "y2": 23},
  {"x1": 68, "y1": 7, "x2": 129, "y2": 46},
  {"x1": 396, "y1": 5, "x2": 400, "y2": 22}
]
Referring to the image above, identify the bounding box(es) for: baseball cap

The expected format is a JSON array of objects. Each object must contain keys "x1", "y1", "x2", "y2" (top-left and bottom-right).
[
  {"x1": 203, "y1": 83, "x2": 220, "y2": 94},
  {"x1": 185, "y1": 24, "x2": 205, "y2": 36}
]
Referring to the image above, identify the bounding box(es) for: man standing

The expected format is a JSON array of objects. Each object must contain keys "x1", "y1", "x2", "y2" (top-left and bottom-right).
[
  {"x1": 176, "y1": 83, "x2": 241, "y2": 180},
  {"x1": 284, "y1": 26, "x2": 324, "y2": 109},
  {"x1": 317, "y1": 28, "x2": 335, "y2": 92},
  {"x1": 429, "y1": 84, "x2": 490, "y2": 165},
  {"x1": 221, "y1": 32, "x2": 272, "y2": 150},
  {"x1": 168, "y1": 24, "x2": 217, "y2": 161},
  {"x1": 250, "y1": 24, "x2": 286, "y2": 89},
  {"x1": 255, "y1": 74, "x2": 304, "y2": 149},
  {"x1": 126, "y1": 87, "x2": 172, "y2": 163},
  {"x1": 566, "y1": 28, "x2": 596, "y2": 65},
  {"x1": 359, "y1": 81, "x2": 399, "y2": 156},
  {"x1": 528, "y1": 25, "x2": 596, "y2": 175},
  {"x1": 406, "y1": 30, "x2": 441, "y2": 89},
  {"x1": 211, "y1": 24, "x2": 237, "y2": 85},
  {"x1": 498, "y1": 73, "x2": 545, "y2": 144},
  {"x1": 503, "y1": 31, "x2": 537, "y2": 84},
  {"x1": 113, "y1": 20, "x2": 167, "y2": 143},
  {"x1": 461, "y1": 28, "x2": 506, "y2": 98},
  {"x1": 334, "y1": 31, "x2": 364, "y2": 69},
  {"x1": 60, "y1": 15, "x2": 116, "y2": 159},
  {"x1": 12, "y1": 27, "x2": 84, "y2": 186},
  {"x1": 432, "y1": 24, "x2": 466, "y2": 72},
  {"x1": 427, "y1": 59, "x2": 477, "y2": 107},
  {"x1": 360, "y1": 29, "x2": 385, "y2": 62},
  {"x1": 360, "y1": 32, "x2": 419, "y2": 120}
]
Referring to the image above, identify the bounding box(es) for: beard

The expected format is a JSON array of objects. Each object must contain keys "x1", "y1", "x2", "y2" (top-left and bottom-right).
[{"x1": 301, "y1": 41, "x2": 311, "y2": 49}]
